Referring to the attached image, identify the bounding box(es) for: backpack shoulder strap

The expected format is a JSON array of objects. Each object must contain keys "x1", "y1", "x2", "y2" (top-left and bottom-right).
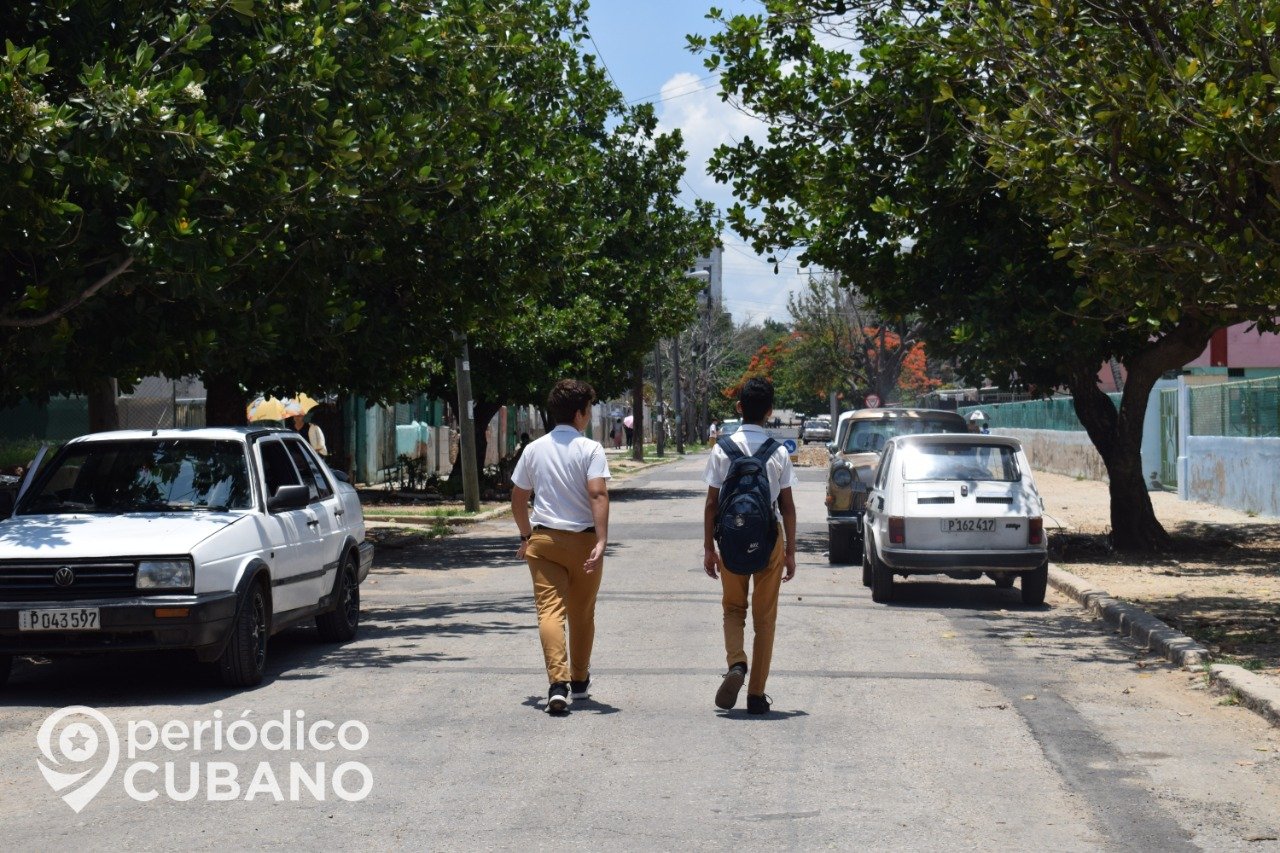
[
  {"x1": 750, "y1": 437, "x2": 779, "y2": 461},
  {"x1": 717, "y1": 435, "x2": 745, "y2": 460}
]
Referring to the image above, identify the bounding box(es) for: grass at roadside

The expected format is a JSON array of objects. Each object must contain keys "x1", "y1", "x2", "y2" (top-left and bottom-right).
[{"x1": 361, "y1": 502, "x2": 504, "y2": 522}]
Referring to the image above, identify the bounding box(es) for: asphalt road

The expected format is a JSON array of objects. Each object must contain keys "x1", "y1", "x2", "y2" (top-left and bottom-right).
[{"x1": 2, "y1": 455, "x2": 1280, "y2": 850}]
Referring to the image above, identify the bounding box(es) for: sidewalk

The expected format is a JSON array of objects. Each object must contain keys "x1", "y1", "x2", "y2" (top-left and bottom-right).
[{"x1": 1037, "y1": 469, "x2": 1280, "y2": 675}]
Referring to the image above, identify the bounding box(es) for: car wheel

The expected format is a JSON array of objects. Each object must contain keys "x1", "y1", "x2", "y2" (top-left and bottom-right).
[
  {"x1": 0, "y1": 654, "x2": 11, "y2": 687},
  {"x1": 870, "y1": 546, "x2": 895, "y2": 603},
  {"x1": 861, "y1": 541, "x2": 873, "y2": 588},
  {"x1": 993, "y1": 574, "x2": 1016, "y2": 589},
  {"x1": 217, "y1": 581, "x2": 270, "y2": 687},
  {"x1": 1021, "y1": 561, "x2": 1049, "y2": 606},
  {"x1": 316, "y1": 556, "x2": 360, "y2": 642}
]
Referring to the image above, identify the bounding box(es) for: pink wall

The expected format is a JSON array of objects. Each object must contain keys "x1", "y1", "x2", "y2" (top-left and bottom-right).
[
  {"x1": 1185, "y1": 321, "x2": 1280, "y2": 369},
  {"x1": 1095, "y1": 321, "x2": 1280, "y2": 392}
]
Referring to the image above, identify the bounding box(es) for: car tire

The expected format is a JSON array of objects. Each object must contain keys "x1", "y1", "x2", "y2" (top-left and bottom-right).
[
  {"x1": 0, "y1": 654, "x2": 11, "y2": 687},
  {"x1": 217, "y1": 581, "x2": 270, "y2": 687},
  {"x1": 316, "y1": 556, "x2": 360, "y2": 642},
  {"x1": 1021, "y1": 561, "x2": 1049, "y2": 606},
  {"x1": 861, "y1": 542, "x2": 873, "y2": 588},
  {"x1": 870, "y1": 546, "x2": 895, "y2": 603}
]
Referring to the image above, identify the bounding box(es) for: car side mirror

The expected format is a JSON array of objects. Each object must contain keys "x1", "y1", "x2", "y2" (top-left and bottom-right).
[
  {"x1": 826, "y1": 442, "x2": 836, "y2": 455},
  {"x1": 330, "y1": 469, "x2": 349, "y2": 484},
  {"x1": 269, "y1": 484, "x2": 310, "y2": 512}
]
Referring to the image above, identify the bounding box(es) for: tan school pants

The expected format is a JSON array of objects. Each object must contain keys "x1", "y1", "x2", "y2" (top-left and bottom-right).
[{"x1": 525, "y1": 527, "x2": 603, "y2": 684}]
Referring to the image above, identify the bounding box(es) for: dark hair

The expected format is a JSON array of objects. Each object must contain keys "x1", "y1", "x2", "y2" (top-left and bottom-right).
[
  {"x1": 739, "y1": 377, "x2": 775, "y2": 423},
  {"x1": 547, "y1": 379, "x2": 596, "y2": 425}
]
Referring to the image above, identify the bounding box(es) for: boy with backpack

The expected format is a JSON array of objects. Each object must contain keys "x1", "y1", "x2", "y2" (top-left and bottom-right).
[{"x1": 702, "y1": 378, "x2": 798, "y2": 714}]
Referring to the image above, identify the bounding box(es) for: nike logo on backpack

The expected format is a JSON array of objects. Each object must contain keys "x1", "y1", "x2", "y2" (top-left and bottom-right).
[{"x1": 747, "y1": 543, "x2": 760, "y2": 554}]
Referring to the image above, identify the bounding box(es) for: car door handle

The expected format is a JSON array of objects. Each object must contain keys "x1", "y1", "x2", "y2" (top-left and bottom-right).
[
  {"x1": 334, "y1": 508, "x2": 344, "y2": 517},
  {"x1": 307, "y1": 518, "x2": 320, "y2": 527}
]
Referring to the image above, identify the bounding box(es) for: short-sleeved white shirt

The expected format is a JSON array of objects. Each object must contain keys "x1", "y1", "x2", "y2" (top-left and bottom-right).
[
  {"x1": 511, "y1": 425, "x2": 610, "y2": 532},
  {"x1": 704, "y1": 424, "x2": 798, "y2": 520}
]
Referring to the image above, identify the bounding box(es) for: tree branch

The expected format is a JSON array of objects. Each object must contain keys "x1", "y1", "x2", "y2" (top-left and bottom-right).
[{"x1": 0, "y1": 256, "x2": 134, "y2": 328}]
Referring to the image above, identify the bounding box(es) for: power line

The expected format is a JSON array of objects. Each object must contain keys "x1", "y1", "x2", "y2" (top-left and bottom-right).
[{"x1": 627, "y1": 74, "x2": 723, "y2": 105}]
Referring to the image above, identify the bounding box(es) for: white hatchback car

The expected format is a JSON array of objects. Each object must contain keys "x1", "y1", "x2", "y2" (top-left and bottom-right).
[
  {"x1": 862, "y1": 433, "x2": 1048, "y2": 605},
  {"x1": 0, "y1": 427, "x2": 373, "y2": 687}
]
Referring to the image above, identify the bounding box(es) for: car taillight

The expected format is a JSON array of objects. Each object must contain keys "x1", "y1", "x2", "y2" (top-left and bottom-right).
[
  {"x1": 889, "y1": 516, "x2": 905, "y2": 545},
  {"x1": 1029, "y1": 517, "x2": 1043, "y2": 545}
]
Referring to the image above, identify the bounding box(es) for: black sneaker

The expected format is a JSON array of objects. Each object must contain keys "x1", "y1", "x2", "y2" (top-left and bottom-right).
[
  {"x1": 746, "y1": 693, "x2": 772, "y2": 715},
  {"x1": 569, "y1": 677, "x2": 591, "y2": 700},
  {"x1": 546, "y1": 682, "x2": 570, "y2": 714},
  {"x1": 715, "y1": 663, "x2": 747, "y2": 710}
]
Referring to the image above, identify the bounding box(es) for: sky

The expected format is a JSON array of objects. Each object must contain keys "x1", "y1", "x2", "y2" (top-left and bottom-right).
[{"x1": 584, "y1": 1, "x2": 810, "y2": 325}]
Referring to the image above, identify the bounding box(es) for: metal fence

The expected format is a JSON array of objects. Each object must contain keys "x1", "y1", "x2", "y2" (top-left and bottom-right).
[
  {"x1": 958, "y1": 394, "x2": 1120, "y2": 431},
  {"x1": 1187, "y1": 375, "x2": 1280, "y2": 437}
]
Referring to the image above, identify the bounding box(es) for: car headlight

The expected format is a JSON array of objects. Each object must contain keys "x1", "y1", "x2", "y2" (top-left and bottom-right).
[
  {"x1": 136, "y1": 559, "x2": 194, "y2": 590},
  {"x1": 832, "y1": 466, "x2": 853, "y2": 487}
]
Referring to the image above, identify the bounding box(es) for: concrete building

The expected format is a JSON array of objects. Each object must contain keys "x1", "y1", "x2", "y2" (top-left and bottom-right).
[{"x1": 690, "y1": 245, "x2": 723, "y2": 311}]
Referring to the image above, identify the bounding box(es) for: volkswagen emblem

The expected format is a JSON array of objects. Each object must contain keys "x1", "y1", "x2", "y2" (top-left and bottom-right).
[{"x1": 53, "y1": 566, "x2": 75, "y2": 587}]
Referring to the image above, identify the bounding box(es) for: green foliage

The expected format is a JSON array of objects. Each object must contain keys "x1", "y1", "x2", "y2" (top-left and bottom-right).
[{"x1": 0, "y1": 0, "x2": 713, "y2": 418}]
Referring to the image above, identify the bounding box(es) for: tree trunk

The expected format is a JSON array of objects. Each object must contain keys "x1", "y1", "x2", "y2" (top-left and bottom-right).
[
  {"x1": 1066, "y1": 320, "x2": 1214, "y2": 553},
  {"x1": 204, "y1": 375, "x2": 247, "y2": 427},
  {"x1": 86, "y1": 377, "x2": 119, "y2": 432},
  {"x1": 631, "y1": 360, "x2": 645, "y2": 462}
]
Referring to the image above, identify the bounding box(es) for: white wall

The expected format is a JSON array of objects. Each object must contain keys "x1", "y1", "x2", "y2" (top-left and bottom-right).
[
  {"x1": 1184, "y1": 436, "x2": 1280, "y2": 518},
  {"x1": 993, "y1": 428, "x2": 1109, "y2": 481}
]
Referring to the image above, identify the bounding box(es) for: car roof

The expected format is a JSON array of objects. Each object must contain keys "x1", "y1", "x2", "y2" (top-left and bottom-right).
[
  {"x1": 68, "y1": 427, "x2": 292, "y2": 444},
  {"x1": 836, "y1": 407, "x2": 967, "y2": 426},
  {"x1": 890, "y1": 432, "x2": 1023, "y2": 450}
]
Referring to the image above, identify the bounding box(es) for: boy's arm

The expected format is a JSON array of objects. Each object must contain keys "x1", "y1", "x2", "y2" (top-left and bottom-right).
[
  {"x1": 583, "y1": 477, "x2": 609, "y2": 574},
  {"x1": 511, "y1": 486, "x2": 532, "y2": 558},
  {"x1": 777, "y1": 486, "x2": 797, "y2": 581},
  {"x1": 703, "y1": 487, "x2": 720, "y2": 579}
]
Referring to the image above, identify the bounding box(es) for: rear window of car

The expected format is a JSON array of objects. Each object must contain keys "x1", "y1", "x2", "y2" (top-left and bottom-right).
[
  {"x1": 842, "y1": 417, "x2": 965, "y2": 453},
  {"x1": 901, "y1": 443, "x2": 1021, "y2": 482}
]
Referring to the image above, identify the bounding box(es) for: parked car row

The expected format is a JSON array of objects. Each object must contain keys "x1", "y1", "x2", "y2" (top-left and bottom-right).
[
  {"x1": 824, "y1": 408, "x2": 1049, "y2": 605},
  {"x1": 0, "y1": 427, "x2": 373, "y2": 688}
]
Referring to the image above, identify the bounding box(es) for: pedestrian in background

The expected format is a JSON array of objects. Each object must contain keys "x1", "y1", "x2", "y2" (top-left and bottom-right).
[
  {"x1": 511, "y1": 379, "x2": 611, "y2": 714},
  {"x1": 703, "y1": 378, "x2": 797, "y2": 715},
  {"x1": 707, "y1": 420, "x2": 719, "y2": 445},
  {"x1": 287, "y1": 404, "x2": 328, "y2": 456}
]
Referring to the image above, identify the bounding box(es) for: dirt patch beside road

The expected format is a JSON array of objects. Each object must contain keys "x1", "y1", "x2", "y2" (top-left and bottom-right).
[{"x1": 1037, "y1": 470, "x2": 1280, "y2": 673}]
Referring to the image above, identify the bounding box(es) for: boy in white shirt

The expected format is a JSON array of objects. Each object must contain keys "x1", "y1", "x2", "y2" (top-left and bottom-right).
[
  {"x1": 703, "y1": 378, "x2": 797, "y2": 714},
  {"x1": 511, "y1": 380, "x2": 610, "y2": 714}
]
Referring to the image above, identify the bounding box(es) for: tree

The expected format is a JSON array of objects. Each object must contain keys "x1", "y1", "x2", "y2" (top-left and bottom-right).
[
  {"x1": 697, "y1": 1, "x2": 1280, "y2": 551},
  {"x1": 1, "y1": 0, "x2": 620, "y2": 427}
]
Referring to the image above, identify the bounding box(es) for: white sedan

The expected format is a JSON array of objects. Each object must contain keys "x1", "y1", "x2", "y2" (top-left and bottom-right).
[
  {"x1": 0, "y1": 427, "x2": 373, "y2": 687},
  {"x1": 862, "y1": 433, "x2": 1048, "y2": 605}
]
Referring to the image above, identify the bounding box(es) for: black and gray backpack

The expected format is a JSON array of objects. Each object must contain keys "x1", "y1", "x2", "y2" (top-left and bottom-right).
[{"x1": 714, "y1": 436, "x2": 779, "y2": 574}]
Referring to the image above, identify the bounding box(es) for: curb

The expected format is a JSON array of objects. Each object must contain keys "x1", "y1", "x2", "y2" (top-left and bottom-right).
[
  {"x1": 1047, "y1": 565, "x2": 1209, "y2": 669},
  {"x1": 1049, "y1": 565, "x2": 1280, "y2": 729},
  {"x1": 1210, "y1": 664, "x2": 1280, "y2": 727}
]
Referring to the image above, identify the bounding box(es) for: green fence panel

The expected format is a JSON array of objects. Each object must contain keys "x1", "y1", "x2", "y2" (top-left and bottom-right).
[
  {"x1": 959, "y1": 394, "x2": 1119, "y2": 432},
  {"x1": 1187, "y1": 376, "x2": 1280, "y2": 437}
]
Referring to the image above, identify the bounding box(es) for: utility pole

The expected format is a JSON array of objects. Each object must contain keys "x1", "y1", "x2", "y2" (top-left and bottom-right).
[
  {"x1": 453, "y1": 333, "x2": 481, "y2": 512},
  {"x1": 672, "y1": 331, "x2": 685, "y2": 454},
  {"x1": 654, "y1": 342, "x2": 665, "y2": 457}
]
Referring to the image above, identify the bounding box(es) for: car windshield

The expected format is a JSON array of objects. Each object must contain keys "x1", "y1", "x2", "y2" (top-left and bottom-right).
[
  {"x1": 900, "y1": 443, "x2": 1021, "y2": 482},
  {"x1": 842, "y1": 417, "x2": 965, "y2": 453},
  {"x1": 18, "y1": 439, "x2": 253, "y2": 514}
]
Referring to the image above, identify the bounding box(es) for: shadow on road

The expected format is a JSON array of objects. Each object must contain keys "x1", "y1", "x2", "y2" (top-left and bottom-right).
[
  {"x1": 520, "y1": 695, "x2": 622, "y2": 715},
  {"x1": 1, "y1": 594, "x2": 535, "y2": 705},
  {"x1": 610, "y1": 487, "x2": 701, "y2": 503},
  {"x1": 715, "y1": 708, "x2": 810, "y2": 721}
]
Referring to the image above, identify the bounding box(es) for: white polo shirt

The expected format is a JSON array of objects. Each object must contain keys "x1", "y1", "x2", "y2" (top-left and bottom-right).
[
  {"x1": 511, "y1": 425, "x2": 610, "y2": 532},
  {"x1": 704, "y1": 424, "x2": 798, "y2": 520}
]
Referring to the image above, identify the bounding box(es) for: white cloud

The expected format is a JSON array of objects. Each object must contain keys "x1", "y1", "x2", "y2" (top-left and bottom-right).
[{"x1": 654, "y1": 73, "x2": 807, "y2": 324}]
